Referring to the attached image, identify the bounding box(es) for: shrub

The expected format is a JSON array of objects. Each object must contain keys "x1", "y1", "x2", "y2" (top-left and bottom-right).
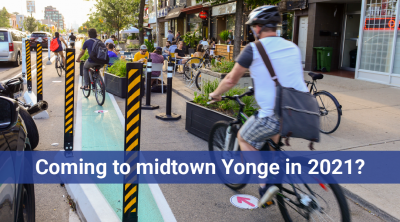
[
  {"x1": 211, "y1": 59, "x2": 235, "y2": 73},
  {"x1": 219, "y1": 30, "x2": 230, "y2": 43},
  {"x1": 81, "y1": 50, "x2": 89, "y2": 61},
  {"x1": 144, "y1": 39, "x2": 155, "y2": 53},
  {"x1": 107, "y1": 59, "x2": 128, "y2": 77},
  {"x1": 193, "y1": 80, "x2": 257, "y2": 117}
]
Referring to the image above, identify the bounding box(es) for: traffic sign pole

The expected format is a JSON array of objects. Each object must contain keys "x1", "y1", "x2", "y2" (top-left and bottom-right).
[
  {"x1": 26, "y1": 40, "x2": 32, "y2": 92},
  {"x1": 36, "y1": 43, "x2": 43, "y2": 102}
]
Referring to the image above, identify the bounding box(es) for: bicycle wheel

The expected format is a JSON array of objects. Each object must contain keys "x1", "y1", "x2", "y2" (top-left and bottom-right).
[
  {"x1": 82, "y1": 82, "x2": 91, "y2": 98},
  {"x1": 195, "y1": 71, "x2": 202, "y2": 91},
  {"x1": 314, "y1": 91, "x2": 341, "y2": 134},
  {"x1": 183, "y1": 57, "x2": 202, "y2": 80},
  {"x1": 276, "y1": 158, "x2": 350, "y2": 222},
  {"x1": 56, "y1": 58, "x2": 62, "y2": 77},
  {"x1": 208, "y1": 121, "x2": 247, "y2": 190},
  {"x1": 94, "y1": 75, "x2": 105, "y2": 106}
]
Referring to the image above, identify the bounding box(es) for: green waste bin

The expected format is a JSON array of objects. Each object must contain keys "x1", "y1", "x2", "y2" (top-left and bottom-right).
[{"x1": 314, "y1": 47, "x2": 333, "y2": 72}]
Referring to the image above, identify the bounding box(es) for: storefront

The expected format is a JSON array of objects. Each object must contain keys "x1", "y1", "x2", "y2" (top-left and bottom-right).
[
  {"x1": 181, "y1": 5, "x2": 209, "y2": 38},
  {"x1": 210, "y1": 2, "x2": 237, "y2": 43},
  {"x1": 165, "y1": 6, "x2": 185, "y2": 36},
  {"x1": 356, "y1": 0, "x2": 400, "y2": 86}
]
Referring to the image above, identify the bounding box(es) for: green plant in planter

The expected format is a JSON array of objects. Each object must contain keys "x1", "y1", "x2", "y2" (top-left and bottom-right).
[
  {"x1": 211, "y1": 59, "x2": 235, "y2": 73},
  {"x1": 219, "y1": 30, "x2": 230, "y2": 43},
  {"x1": 193, "y1": 80, "x2": 257, "y2": 117},
  {"x1": 182, "y1": 31, "x2": 200, "y2": 48},
  {"x1": 81, "y1": 50, "x2": 90, "y2": 61},
  {"x1": 107, "y1": 59, "x2": 128, "y2": 77},
  {"x1": 144, "y1": 39, "x2": 155, "y2": 53}
]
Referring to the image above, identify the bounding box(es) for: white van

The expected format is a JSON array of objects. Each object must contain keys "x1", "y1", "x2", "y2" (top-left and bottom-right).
[{"x1": 0, "y1": 29, "x2": 24, "y2": 66}]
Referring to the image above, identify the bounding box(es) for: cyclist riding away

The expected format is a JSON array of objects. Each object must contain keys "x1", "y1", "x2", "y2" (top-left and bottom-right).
[
  {"x1": 68, "y1": 32, "x2": 76, "y2": 49},
  {"x1": 52, "y1": 32, "x2": 68, "y2": 68},
  {"x1": 209, "y1": 6, "x2": 309, "y2": 208},
  {"x1": 76, "y1": 28, "x2": 104, "y2": 90}
]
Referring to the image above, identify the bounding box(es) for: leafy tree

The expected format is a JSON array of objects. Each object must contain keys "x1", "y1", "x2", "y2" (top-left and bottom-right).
[
  {"x1": 24, "y1": 16, "x2": 37, "y2": 33},
  {"x1": 37, "y1": 22, "x2": 48, "y2": 31},
  {"x1": 0, "y1": 7, "x2": 11, "y2": 28}
]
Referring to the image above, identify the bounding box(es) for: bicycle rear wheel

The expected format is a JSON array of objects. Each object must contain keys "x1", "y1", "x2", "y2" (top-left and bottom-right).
[
  {"x1": 183, "y1": 57, "x2": 202, "y2": 80},
  {"x1": 208, "y1": 121, "x2": 247, "y2": 190},
  {"x1": 82, "y1": 82, "x2": 91, "y2": 98},
  {"x1": 56, "y1": 58, "x2": 62, "y2": 77},
  {"x1": 276, "y1": 157, "x2": 350, "y2": 222},
  {"x1": 94, "y1": 75, "x2": 105, "y2": 106},
  {"x1": 314, "y1": 91, "x2": 341, "y2": 134}
]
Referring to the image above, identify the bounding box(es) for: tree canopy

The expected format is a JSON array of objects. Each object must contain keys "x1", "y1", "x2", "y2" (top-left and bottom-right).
[
  {"x1": 24, "y1": 16, "x2": 37, "y2": 33},
  {"x1": 0, "y1": 7, "x2": 11, "y2": 28}
]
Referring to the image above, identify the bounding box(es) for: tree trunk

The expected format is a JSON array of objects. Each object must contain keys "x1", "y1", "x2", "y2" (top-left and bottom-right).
[
  {"x1": 138, "y1": 0, "x2": 146, "y2": 45},
  {"x1": 233, "y1": 0, "x2": 243, "y2": 60}
]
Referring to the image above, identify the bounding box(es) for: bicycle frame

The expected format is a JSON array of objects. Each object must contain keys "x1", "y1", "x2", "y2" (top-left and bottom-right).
[{"x1": 305, "y1": 79, "x2": 318, "y2": 94}]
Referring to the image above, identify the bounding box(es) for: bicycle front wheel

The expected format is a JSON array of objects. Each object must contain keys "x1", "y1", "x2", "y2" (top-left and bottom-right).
[
  {"x1": 183, "y1": 57, "x2": 202, "y2": 80},
  {"x1": 314, "y1": 91, "x2": 341, "y2": 134},
  {"x1": 195, "y1": 71, "x2": 202, "y2": 91},
  {"x1": 208, "y1": 121, "x2": 247, "y2": 190},
  {"x1": 276, "y1": 157, "x2": 350, "y2": 222},
  {"x1": 94, "y1": 75, "x2": 105, "y2": 106},
  {"x1": 82, "y1": 81, "x2": 91, "y2": 98},
  {"x1": 56, "y1": 58, "x2": 62, "y2": 77}
]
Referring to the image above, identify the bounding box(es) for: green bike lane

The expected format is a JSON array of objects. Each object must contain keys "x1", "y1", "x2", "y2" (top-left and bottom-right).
[{"x1": 78, "y1": 80, "x2": 165, "y2": 221}]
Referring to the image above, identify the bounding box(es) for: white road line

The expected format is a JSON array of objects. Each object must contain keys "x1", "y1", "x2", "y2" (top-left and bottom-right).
[
  {"x1": 108, "y1": 93, "x2": 177, "y2": 222},
  {"x1": 12, "y1": 54, "x2": 56, "y2": 79}
]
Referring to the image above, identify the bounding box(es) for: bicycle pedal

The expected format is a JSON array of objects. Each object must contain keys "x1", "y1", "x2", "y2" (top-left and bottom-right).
[{"x1": 261, "y1": 200, "x2": 275, "y2": 209}]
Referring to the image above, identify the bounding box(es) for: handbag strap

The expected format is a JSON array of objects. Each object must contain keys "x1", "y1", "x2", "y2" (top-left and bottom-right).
[{"x1": 254, "y1": 40, "x2": 280, "y2": 86}]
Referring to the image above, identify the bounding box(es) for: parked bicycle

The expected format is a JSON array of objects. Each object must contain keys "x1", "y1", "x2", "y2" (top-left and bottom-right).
[
  {"x1": 306, "y1": 72, "x2": 342, "y2": 134},
  {"x1": 208, "y1": 87, "x2": 350, "y2": 222},
  {"x1": 82, "y1": 66, "x2": 106, "y2": 106},
  {"x1": 55, "y1": 54, "x2": 65, "y2": 77}
]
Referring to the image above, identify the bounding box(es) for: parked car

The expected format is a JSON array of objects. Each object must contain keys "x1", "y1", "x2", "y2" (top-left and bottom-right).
[
  {"x1": 0, "y1": 96, "x2": 36, "y2": 222},
  {"x1": 29, "y1": 32, "x2": 52, "y2": 50},
  {"x1": 0, "y1": 28, "x2": 23, "y2": 67}
]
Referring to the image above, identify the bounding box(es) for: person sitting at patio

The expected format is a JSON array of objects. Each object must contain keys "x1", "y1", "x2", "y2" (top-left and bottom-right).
[
  {"x1": 193, "y1": 44, "x2": 205, "y2": 58},
  {"x1": 162, "y1": 41, "x2": 171, "y2": 60},
  {"x1": 107, "y1": 44, "x2": 118, "y2": 66},
  {"x1": 169, "y1": 41, "x2": 177, "y2": 54},
  {"x1": 175, "y1": 41, "x2": 187, "y2": 65},
  {"x1": 133, "y1": 45, "x2": 149, "y2": 63},
  {"x1": 150, "y1": 47, "x2": 164, "y2": 85}
]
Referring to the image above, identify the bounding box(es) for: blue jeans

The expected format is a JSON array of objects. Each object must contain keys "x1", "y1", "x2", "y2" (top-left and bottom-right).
[{"x1": 163, "y1": 55, "x2": 169, "y2": 60}]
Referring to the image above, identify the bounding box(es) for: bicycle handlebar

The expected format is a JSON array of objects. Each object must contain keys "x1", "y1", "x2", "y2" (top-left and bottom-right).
[{"x1": 208, "y1": 87, "x2": 254, "y2": 105}]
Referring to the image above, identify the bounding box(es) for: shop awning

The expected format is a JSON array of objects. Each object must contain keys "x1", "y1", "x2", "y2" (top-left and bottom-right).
[
  {"x1": 181, "y1": 5, "x2": 209, "y2": 14},
  {"x1": 165, "y1": 7, "x2": 185, "y2": 20}
]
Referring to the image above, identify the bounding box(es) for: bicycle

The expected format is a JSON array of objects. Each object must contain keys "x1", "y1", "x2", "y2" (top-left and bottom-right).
[
  {"x1": 208, "y1": 87, "x2": 350, "y2": 222},
  {"x1": 55, "y1": 54, "x2": 65, "y2": 77},
  {"x1": 306, "y1": 72, "x2": 342, "y2": 134},
  {"x1": 81, "y1": 65, "x2": 106, "y2": 106}
]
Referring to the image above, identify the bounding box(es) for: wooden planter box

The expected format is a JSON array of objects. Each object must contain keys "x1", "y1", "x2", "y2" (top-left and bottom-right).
[
  {"x1": 186, "y1": 101, "x2": 234, "y2": 141},
  {"x1": 104, "y1": 72, "x2": 145, "y2": 98},
  {"x1": 199, "y1": 68, "x2": 253, "y2": 90},
  {"x1": 214, "y1": 44, "x2": 245, "y2": 61}
]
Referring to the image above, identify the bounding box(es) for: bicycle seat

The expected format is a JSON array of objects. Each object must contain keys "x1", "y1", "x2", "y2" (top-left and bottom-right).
[{"x1": 308, "y1": 72, "x2": 324, "y2": 80}]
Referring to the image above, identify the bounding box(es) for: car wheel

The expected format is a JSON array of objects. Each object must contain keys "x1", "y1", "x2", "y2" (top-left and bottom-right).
[
  {"x1": 13, "y1": 53, "x2": 20, "y2": 67},
  {"x1": 18, "y1": 184, "x2": 35, "y2": 222},
  {"x1": 19, "y1": 108, "x2": 39, "y2": 150}
]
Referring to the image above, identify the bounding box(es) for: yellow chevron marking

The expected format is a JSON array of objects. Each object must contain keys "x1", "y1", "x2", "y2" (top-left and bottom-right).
[
  {"x1": 65, "y1": 118, "x2": 73, "y2": 126},
  {"x1": 65, "y1": 111, "x2": 73, "y2": 120},
  {"x1": 127, "y1": 114, "x2": 139, "y2": 131},
  {"x1": 66, "y1": 84, "x2": 73, "y2": 92},
  {"x1": 65, "y1": 124, "x2": 72, "y2": 133},
  {"x1": 66, "y1": 97, "x2": 73, "y2": 106},
  {"x1": 128, "y1": 69, "x2": 138, "y2": 78},
  {"x1": 67, "y1": 63, "x2": 74, "y2": 71},
  {"x1": 132, "y1": 208, "x2": 136, "y2": 212},
  {"x1": 66, "y1": 70, "x2": 74, "y2": 78},
  {"x1": 128, "y1": 72, "x2": 140, "y2": 92},
  {"x1": 37, "y1": 89, "x2": 42, "y2": 94},
  {"x1": 67, "y1": 56, "x2": 74, "y2": 64},
  {"x1": 66, "y1": 104, "x2": 73, "y2": 112},
  {"x1": 126, "y1": 138, "x2": 138, "y2": 152},
  {"x1": 127, "y1": 89, "x2": 140, "y2": 106},
  {"x1": 126, "y1": 126, "x2": 139, "y2": 144},
  {"x1": 66, "y1": 91, "x2": 73, "y2": 99},
  {"x1": 125, "y1": 185, "x2": 137, "y2": 202},
  {"x1": 124, "y1": 197, "x2": 137, "y2": 213},
  {"x1": 125, "y1": 183, "x2": 131, "y2": 191},
  {"x1": 66, "y1": 76, "x2": 74, "y2": 85},
  {"x1": 67, "y1": 52, "x2": 73, "y2": 56},
  {"x1": 127, "y1": 102, "x2": 139, "y2": 118},
  {"x1": 37, "y1": 80, "x2": 42, "y2": 85}
]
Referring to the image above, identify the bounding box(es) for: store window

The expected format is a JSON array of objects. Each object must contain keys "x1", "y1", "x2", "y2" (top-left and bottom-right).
[
  {"x1": 360, "y1": 0, "x2": 397, "y2": 73},
  {"x1": 188, "y1": 13, "x2": 203, "y2": 34}
]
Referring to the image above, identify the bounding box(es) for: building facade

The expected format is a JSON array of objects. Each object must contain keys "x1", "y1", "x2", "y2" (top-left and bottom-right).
[
  {"x1": 9, "y1": 14, "x2": 17, "y2": 29},
  {"x1": 44, "y1": 6, "x2": 65, "y2": 30},
  {"x1": 16, "y1": 15, "x2": 26, "y2": 30}
]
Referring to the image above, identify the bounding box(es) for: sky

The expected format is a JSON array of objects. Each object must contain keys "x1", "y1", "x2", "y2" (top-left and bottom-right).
[{"x1": 3, "y1": 0, "x2": 96, "y2": 29}]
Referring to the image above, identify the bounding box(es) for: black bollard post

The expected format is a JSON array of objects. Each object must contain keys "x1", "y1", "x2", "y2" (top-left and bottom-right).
[
  {"x1": 142, "y1": 57, "x2": 159, "y2": 110},
  {"x1": 156, "y1": 62, "x2": 181, "y2": 120}
]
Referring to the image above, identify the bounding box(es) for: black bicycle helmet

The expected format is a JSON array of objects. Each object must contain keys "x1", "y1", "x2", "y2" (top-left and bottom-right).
[{"x1": 246, "y1": 5, "x2": 281, "y2": 28}]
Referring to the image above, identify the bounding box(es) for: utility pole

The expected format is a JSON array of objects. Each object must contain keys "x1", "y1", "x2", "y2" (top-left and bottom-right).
[{"x1": 155, "y1": 0, "x2": 159, "y2": 46}]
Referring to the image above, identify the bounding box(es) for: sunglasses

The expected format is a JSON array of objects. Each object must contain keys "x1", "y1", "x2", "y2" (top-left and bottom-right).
[{"x1": 141, "y1": 50, "x2": 147, "y2": 52}]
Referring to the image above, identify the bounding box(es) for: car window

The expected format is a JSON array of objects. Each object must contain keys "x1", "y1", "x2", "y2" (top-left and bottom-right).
[
  {"x1": 0, "y1": 100, "x2": 12, "y2": 128},
  {"x1": 0, "y1": 31, "x2": 8, "y2": 42},
  {"x1": 32, "y1": 33, "x2": 47, "y2": 37}
]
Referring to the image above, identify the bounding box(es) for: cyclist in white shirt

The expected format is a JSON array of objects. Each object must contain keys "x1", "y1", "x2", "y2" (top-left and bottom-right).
[{"x1": 209, "y1": 5, "x2": 308, "y2": 208}]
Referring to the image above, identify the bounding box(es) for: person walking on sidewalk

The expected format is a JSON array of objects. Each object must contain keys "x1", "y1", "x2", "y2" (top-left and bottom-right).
[
  {"x1": 209, "y1": 5, "x2": 308, "y2": 208},
  {"x1": 76, "y1": 28, "x2": 104, "y2": 90},
  {"x1": 167, "y1": 30, "x2": 174, "y2": 42}
]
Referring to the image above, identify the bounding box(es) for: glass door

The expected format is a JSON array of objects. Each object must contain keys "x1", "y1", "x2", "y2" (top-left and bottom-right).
[{"x1": 341, "y1": 14, "x2": 361, "y2": 70}]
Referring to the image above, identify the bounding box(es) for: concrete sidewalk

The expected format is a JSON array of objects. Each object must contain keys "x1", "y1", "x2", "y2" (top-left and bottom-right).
[{"x1": 169, "y1": 71, "x2": 400, "y2": 221}]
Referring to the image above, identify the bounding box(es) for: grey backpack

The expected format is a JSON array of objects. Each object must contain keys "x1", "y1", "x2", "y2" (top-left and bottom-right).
[
  {"x1": 255, "y1": 41, "x2": 320, "y2": 149},
  {"x1": 88, "y1": 39, "x2": 109, "y2": 64}
]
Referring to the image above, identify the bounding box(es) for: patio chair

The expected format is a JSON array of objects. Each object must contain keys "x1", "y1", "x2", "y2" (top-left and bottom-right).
[{"x1": 150, "y1": 63, "x2": 165, "y2": 93}]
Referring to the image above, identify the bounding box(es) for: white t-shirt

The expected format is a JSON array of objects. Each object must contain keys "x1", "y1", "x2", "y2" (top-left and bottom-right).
[
  {"x1": 105, "y1": 38, "x2": 114, "y2": 45},
  {"x1": 236, "y1": 37, "x2": 308, "y2": 118}
]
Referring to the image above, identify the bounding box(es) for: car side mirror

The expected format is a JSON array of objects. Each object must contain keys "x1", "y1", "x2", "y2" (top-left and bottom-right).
[{"x1": 0, "y1": 96, "x2": 19, "y2": 130}]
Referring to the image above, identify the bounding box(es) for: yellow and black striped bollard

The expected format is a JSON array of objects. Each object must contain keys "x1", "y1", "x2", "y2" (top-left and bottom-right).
[
  {"x1": 36, "y1": 43, "x2": 43, "y2": 102},
  {"x1": 123, "y1": 63, "x2": 142, "y2": 222},
  {"x1": 26, "y1": 40, "x2": 32, "y2": 92},
  {"x1": 64, "y1": 48, "x2": 75, "y2": 151}
]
